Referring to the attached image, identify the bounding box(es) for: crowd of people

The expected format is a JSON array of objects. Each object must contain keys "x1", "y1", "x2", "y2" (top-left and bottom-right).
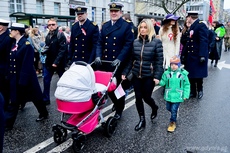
[{"x1": 1, "y1": 1, "x2": 230, "y2": 152}]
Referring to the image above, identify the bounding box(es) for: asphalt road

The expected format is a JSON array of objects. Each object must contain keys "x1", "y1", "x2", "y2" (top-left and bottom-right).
[{"x1": 3, "y1": 51, "x2": 230, "y2": 153}]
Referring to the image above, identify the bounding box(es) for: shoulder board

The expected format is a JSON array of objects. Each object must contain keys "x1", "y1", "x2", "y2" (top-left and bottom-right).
[
  {"x1": 91, "y1": 21, "x2": 97, "y2": 26},
  {"x1": 72, "y1": 22, "x2": 77, "y2": 26},
  {"x1": 126, "y1": 20, "x2": 131, "y2": 23},
  {"x1": 26, "y1": 41, "x2": 30, "y2": 45},
  {"x1": 199, "y1": 21, "x2": 203, "y2": 24}
]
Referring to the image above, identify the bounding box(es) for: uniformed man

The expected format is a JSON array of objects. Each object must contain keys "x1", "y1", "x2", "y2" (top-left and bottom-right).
[
  {"x1": 95, "y1": 2, "x2": 134, "y2": 120},
  {"x1": 0, "y1": 19, "x2": 12, "y2": 106},
  {"x1": 181, "y1": 11, "x2": 209, "y2": 99},
  {"x1": 68, "y1": 6, "x2": 99, "y2": 64},
  {"x1": 4, "y1": 23, "x2": 48, "y2": 131}
]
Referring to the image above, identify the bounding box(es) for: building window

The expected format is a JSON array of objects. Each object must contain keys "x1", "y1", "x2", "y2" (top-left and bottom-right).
[
  {"x1": 92, "y1": 7, "x2": 96, "y2": 22},
  {"x1": 36, "y1": 0, "x2": 44, "y2": 14},
  {"x1": 102, "y1": 8, "x2": 106, "y2": 22},
  {"x1": 54, "y1": 3, "x2": 60, "y2": 15},
  {"x1": 10, "y1": 0, "x2": 24, "y2": 13}
]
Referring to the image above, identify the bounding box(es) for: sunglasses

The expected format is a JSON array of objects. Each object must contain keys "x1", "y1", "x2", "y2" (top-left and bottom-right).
[{"x1": 48, "y1": 24, "x2": 56, "y2": 27}]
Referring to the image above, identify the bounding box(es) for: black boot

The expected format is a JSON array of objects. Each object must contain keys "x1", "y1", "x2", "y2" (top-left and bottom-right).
[
  {"x1": 214, "y1": 60, "x2": 218, "y2": 67},
  {"x1": 135, "y1": 116, "x2": 146, "y2": 131},
  {"x1": 151, "y1": 105, "x2": 159, "y2": 120}
]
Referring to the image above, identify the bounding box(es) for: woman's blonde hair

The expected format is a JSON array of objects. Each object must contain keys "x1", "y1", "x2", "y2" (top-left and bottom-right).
[
  {"x1": 137, "y1": 19, "x2": 156, "y2": 42},
  {"x1": 29, "y1": 28, "x2": 38, "y2": 37}
]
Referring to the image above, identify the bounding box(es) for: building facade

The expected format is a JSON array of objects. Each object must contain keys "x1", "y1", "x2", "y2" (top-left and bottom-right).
[{"x1": 213, "y1": 0, "x2": 224, "y2": 22}]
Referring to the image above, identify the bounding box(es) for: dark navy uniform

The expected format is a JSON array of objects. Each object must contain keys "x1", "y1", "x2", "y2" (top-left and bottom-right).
[
  {"x1": 0, "y1": 20, "x2": 13, "y2": 106},
  {"x1": 0, "y1": 92, "x2": 4, "y2": 152},
  {"x1": 5, "y1": 35, "x2": 48, "y2": 129},
  {"x1": 69, "y1": 19, "x2": 99, "y2": 64},
  {"x1": 96, "y1": 14, "x2": 134, "y2": 117},
  {"x1": 182, "y1": 17, "x2": 209, "y2": 98}
]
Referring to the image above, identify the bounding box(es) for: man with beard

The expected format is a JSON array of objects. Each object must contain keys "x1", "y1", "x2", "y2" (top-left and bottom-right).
[{"x1": 68, "y1": 6, "x2": 99, "y2": 65}]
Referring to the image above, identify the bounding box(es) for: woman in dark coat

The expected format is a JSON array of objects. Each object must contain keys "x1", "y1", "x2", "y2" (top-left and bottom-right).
[
  {"x1": 121, "y1": 19, "x2": 164, "y2": 131},
  {"x1": 4, "y1": 23, "x2": 48, "y2": 131}
]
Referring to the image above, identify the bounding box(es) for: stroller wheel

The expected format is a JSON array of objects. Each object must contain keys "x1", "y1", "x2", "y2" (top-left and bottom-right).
[
  {"x1": 72, "y1": 133, "x2": 86, "y2": 153},
  {"x1": 53, "y1": 125, "x2": 67, "y2": 144},
  {"x1": 105, "y1": 116, "x2": 117, "y2": 137}
]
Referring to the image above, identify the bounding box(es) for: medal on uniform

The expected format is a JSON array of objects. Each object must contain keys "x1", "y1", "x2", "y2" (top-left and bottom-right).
[{"x1": 81, "y1": 28, "x2": 86, "y2": 36}]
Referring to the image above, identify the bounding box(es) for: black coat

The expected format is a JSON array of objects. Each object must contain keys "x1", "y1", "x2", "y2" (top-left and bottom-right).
[
  {"x1": 69, "y1": 19, "x2": 99, "y2": 64},
  {"x1": 182, "y1": 19, "x2": 209, "y2": 78},
  {"x1": 122, "y1": 36, "x2": 164, "y2": 80},
  {"x1": 8, "y1": 36, "x2": 43, "y2": 103},
  {"x1": 45, "y1": 29, "x2": 67, "y2": 70},
  {"x1": 96, "y1": 17, "x2": 134, "y2": 75}
]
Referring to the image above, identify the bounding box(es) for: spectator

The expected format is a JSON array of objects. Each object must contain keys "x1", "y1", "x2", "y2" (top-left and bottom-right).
[
  {"x1": 122, "y1": 13, "x2": 138, "y2": 39},
  {"x1": 151, "y1": 18, "x2": 160, "y2": 36},
  {"x1": 224, "y1": 21, "x2": 230, "y2": 52}
]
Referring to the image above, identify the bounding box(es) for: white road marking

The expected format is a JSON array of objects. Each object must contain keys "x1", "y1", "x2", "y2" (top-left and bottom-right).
[{"x1": 23, "y1": 86, "x2": 161, "y2": 153}]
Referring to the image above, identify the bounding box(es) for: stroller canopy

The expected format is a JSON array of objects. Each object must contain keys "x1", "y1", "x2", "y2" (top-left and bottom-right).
[{"x1": 55, "y1": 62, "x2": 96, "y2": 102}]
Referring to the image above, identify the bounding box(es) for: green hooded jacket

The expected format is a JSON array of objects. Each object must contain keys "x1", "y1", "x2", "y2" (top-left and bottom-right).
[{"x1": 159, "y1": 67, "x2": 190, "y2": 103}]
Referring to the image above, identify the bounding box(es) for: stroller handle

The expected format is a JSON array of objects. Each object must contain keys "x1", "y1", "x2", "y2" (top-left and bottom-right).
[{"x1": 75, "y1": 61, "x2": 88, "y2": 66}]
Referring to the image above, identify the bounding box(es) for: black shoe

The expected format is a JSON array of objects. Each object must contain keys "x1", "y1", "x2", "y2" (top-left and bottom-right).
[
  {"x1": 151, "y1": 105, "x2": 158, "y2": 120},
  {"x1": 44, "y1": 100, "x2": 50, "y2": 105},
  {"x1": 36, "y1": 115, "x2": 48, "y2": 122},
  {"x1": 214, "y1": 63, "x2": 217, "y2": 67},
  {"x1": 198, "y1": 91, "x2": 203, "y2": 99},
  {"x1": 134, "y1": 116, "x2": 146, "y2": 131},
  {"x1": 113, "y1": 113, "x2": 121, "y2": 120},
  {"x1": 189, "y1": 93, "x2": 196, "y2": 98}
]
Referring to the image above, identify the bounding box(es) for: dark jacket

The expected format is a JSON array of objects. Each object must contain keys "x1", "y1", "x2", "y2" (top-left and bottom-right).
[
  {"x1": 69, "y1": 19, "x2": 99, "y2": 64},
  {"x1": 45, "y1": 29, "x2": 67, "y2": 70},
  {"x1": 96, "y1": 17, "x2": 134, "y2": 75},
  {"x1": 122, "y1": 36, "x2": 164, "y2": 80},
  {"x1": 182, "y1": 19, "x2": 209, "y2": 78},
  {"x1": 8, "y1": 36, "x2": 43, "y2": 103}
]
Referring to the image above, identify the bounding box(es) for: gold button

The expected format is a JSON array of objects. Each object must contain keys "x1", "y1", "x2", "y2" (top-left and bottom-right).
[
  {"x1": 191, "y1": 40, "x2": 193, "y2": 42},
  {"x1": 113, "y1": 56, "x2": 115, "y2": 58},
  {"x1": 82, "y1": 57, "x2": 84, "y2": 59},
  {"x1": 14, "y1": 71, "x2": 16, "y2": 73},
  {"x1": 75, "y1": 50, "x2": 77, "y2": 52},
  {"x1": 10, "y1": 71, "x2": 12, "y2": 73},
  {"x1": 75, "y1": 44, "x2": 77, "y2": 46},
  {"x1": 192, "y1": 51, "x2": 193, "y2": 52},
  {"x1": 82, "y1": 51, "x2": 84, "y2": 53},
  {"x1": 188, "y1": 51, "x2": 190, "y2": 53},
  {"x1": 14, "y1": 65, "x2": 16, "y2": 67},
  {"x1": 13, "y1": 59, "x2": 15, "y2": 61},
  {"x1": 82, "y1": 39, "x2": 84, "y2": 41},
  {"x1": 105, "y1": 43, "x2": 107, "y2": 45},
  {"x1": 82, "y1": 44, "x2": 84, "y2": 46},
  {"x1": 10, "y1": 53, "x2": 11, "y2": 55},
  {"x1": 114, "y1": 37, "x2": 116, "y2": 39},
  {"x1": 106, "y1": 37, "x2": 108, "y2": 39},
  {"x1": 75, "y1": 56, "x2": 77, "y2": 58},
  {"x1": 113, "y1": 43, "x2": 115, "y2": 45},
  {"x1": 76, "y1": 38, "x2": 78, "y2": 40},
  {"x1": 191, "y1": 46, "x2": 193, "y2": 47},
  {"x1": 113, "y1": 50, "x2": 115, "y2": 52},
  {"x1": 105, "y1": 55, "x2": 107, "y2": 58},
  {"x1": 105, "y1": 49, "x2": 107, "y2": 51},
  {"x1": 10, "y1": 59, "x2": 11, "y2": 61}
]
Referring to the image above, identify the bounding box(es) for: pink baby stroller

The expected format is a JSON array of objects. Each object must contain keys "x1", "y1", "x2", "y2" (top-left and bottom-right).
[{"x1": 52, "y1": 61, "x2": 118, "y2": 152}]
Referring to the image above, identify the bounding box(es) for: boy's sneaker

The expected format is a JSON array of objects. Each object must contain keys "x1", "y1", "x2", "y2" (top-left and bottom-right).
[{"x1": 167, "y1": 122, "x2": 176, "y2": 132}]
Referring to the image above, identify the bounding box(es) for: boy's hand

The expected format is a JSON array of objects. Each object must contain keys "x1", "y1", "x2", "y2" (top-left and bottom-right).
[
  {"x1": 121, "y1": 75, "x2": 126, "y2": 80},
  {"x1": 153, "y1": 79, "x2": 159, "y2": 85}
]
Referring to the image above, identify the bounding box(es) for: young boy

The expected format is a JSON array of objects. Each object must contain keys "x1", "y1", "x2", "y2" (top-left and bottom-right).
[{"x1": 157, "y1": 56, "x2": 190, "y2": 132}]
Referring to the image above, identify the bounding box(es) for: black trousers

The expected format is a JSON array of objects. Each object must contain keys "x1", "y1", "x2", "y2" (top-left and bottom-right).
[
  {"x1": 189, "y1": 78, "x2": 203, "y2": 95},
  {"x1": 132, "y1": 76, "x2": 158, "y2": 117},
  {"x1": 0, "y1": 93, "x2": 5, "y2": 153}
]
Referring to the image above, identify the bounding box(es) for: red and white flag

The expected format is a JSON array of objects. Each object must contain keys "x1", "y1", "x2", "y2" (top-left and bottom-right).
[
  {"x1": 208, "y1": 0, "x2": 216, "y2": 24},
  {"x1": 81, "y1": 28, "x2": 86, "y2": 36},
  {"x1": 114, "y1": 83, "x2": 126, "y2": 99}
]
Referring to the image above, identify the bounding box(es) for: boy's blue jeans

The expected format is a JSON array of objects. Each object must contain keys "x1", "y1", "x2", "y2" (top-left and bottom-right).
[{"x1": 166, "y1": 101, "x2": 180, "y2": 122}]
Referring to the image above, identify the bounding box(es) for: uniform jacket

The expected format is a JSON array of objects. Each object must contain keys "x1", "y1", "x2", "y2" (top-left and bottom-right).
[
  {"x1": 0, "y1": 30, "x2": 13, "y2": 76},
  {"x1": 182, "y1": 19, "x2": 209, "y2": 78},
  {"x1": 122, "y1": 36, "x2": 164, "y2": 80},
  {"x1": 69, "y1": 19, "x2": 99, "y2": 64},
  {"x1": 45, "y1": 28, "x2": 67, "y2": 70},
  {"x1": 96, "y1": 17, "x2": 134, "y2": 74},
  {"x1": 159, "y1": 26, "x2": 181, "y2": 68},
  {"x1": 159, "y1": 67, "x2": 190, "y2": 102},
  {"x1": 8, "y1": 36, "x2": 43, "y2": 103}
]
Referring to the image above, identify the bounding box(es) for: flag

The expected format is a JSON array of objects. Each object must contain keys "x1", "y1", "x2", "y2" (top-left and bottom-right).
[
  {"x1": 114, "y1": 83, "x2": 125, "y2": 99},
  {"x1": 208, "y1": 0, "x2": 216, "y2": 24}
]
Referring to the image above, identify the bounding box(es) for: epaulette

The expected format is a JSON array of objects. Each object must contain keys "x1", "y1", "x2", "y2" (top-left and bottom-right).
[
  {"x1": 126, "y1": 20, "x2": 131, "y2": 23},
  {"x1": 91, "y1": 21, "x2": 97, "y2": 26},
  {"x1": 9, "y1": 34, "x2": 13, "y2": 38},
  {"x1": 25, "y1": 41, "x2": 30, "y2": 45},
  {"x1": 72, "y1": 21, "x2": 77, "y2": 26},
  {"x1": 199, "y1": 21, "x2": 203, "y2": 24}
]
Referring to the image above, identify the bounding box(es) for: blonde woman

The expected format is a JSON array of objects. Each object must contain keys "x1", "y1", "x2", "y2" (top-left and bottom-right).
[
  {"x1": 159, "y1": 14, "x2": 181, "y2": 69},
  {"x1": 30, "y1": 28, "x2": 42, "y2": 74},
  {"x1": 121, "y1": 19, "x2": 163, "y2": 131}
]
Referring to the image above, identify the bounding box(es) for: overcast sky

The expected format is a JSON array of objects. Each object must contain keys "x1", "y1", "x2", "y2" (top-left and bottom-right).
[{"x1": 224, "y1": 0, "x2": 230, "y2": 9}]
